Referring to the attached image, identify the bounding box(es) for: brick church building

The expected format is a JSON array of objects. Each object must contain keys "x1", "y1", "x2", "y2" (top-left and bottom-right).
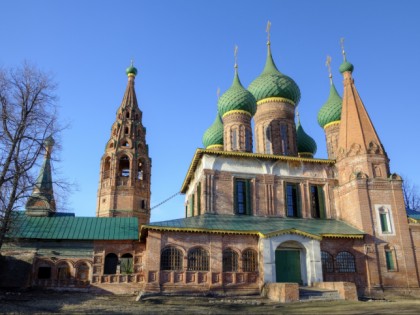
[{"x1": 2, "y1": 34, "x2": 420, "y2": 298}]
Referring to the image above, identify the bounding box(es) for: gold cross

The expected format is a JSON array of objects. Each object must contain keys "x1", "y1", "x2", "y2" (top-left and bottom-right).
[{"x1": 266, "y1": 20, "x2": 272, "y2": 43}]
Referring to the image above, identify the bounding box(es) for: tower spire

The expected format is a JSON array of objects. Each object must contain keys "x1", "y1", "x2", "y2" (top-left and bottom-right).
[
  {"x1": 96, "y1": 63, "x2": 151, "y2": 225},
  {"x1": 25, "y1": 136, "x2": 56, "y2": 217}
]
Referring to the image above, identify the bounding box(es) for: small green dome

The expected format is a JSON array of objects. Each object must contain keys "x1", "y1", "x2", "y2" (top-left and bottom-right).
[
  {"x1": 296, "y1": 119, "x2": 317, "y2": 156},
  {"x1": 248, "y1": 45, "x2": 300, "y2": 105},
  {"x1": 44, "y1": 135, "x2": 55, "y2": 148},
  {"x1": 217, "y1": 69, "x2": 257, "y2": 117},
  {"x1": 339, "y1": 61, "x2": 354, "y2": 74},
  {"x1": 126, "y1": 64, "x2": 138, "y2": 76},
  {"x1": 202, "y1": 114, "x2": 224, "y2": 148},
  {"x1": 317, "y1": 82, "x2": 342, "y2": 128}
]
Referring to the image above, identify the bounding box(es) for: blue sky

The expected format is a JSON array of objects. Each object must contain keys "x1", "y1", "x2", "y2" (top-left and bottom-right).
[{"x1": 1, "y1": 1, "x2": 419, "y2": 221}]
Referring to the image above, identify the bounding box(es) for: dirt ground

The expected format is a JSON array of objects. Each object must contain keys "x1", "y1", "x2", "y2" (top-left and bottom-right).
[{"x1": 2, "y1": 290, "x2": 420, "y2": 314}]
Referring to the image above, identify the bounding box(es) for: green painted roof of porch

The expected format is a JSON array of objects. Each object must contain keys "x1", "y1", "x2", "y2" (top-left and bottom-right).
[
  {"x1": 142, "y1": 213, "x2": 365, "y2": 239},
  {"x1": 7, "y1": 212, "x2": 139, "y2": 240}
]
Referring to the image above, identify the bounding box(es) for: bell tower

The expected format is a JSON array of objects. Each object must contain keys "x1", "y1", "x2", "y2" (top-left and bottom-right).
[{"x1": 96, "y1": 62, "x2": 151, "y2": 225}]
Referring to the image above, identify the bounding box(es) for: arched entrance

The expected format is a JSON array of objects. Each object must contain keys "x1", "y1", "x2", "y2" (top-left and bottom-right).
[{"x1": 275, "y1": 241, "x2": 304, "y2": 284}]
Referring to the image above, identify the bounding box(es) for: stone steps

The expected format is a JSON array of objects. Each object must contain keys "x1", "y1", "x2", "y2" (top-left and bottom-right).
[{"x1": 299, "y1": 287, "x2": 341, "y2": 301}]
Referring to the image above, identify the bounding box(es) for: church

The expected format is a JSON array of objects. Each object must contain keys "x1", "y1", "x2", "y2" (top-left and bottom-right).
[{"x1": 2, "y1": 30, "x2": 420, "y2": 299}]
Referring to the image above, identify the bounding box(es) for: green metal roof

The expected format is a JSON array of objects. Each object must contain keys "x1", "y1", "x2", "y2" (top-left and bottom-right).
[
  {"x1": 7, "y1": 212, "x2": 139, "y2": 240},
  {"x1": 142, "y1": 214, "x2": 365, "y2": 240}
]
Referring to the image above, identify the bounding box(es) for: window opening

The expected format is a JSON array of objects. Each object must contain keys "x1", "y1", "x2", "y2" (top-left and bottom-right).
[
  {"x1": 120, "y1": 253, "x2": 133, "y2": 274},
  {"x1": 57, "y1": 263, "x2": 70, "y2": 280},
  {"x1": 161, "y1": 247, "x2": 183, "y2": 271},
  {"x1": 197, "y1": 182, "x2": 201, "y2": 215},
  {"x1": 137, "y1": 161, "x2": 143, "y2": 180},
  {"x1": 310, "y1": 185, "x2": 326, "y2": 218},
  {"x1": 119, "y1": 156, "x2": 130, "y2": 177},
  {"x1": 242, "y1": 249, "x2": 258, "y2": 272},
  {"x1": 321, "y1": 251, "x2": 334, "y2": 273},
  {"x1": 235, "y1": 179, "x2": 251, "y2": 215},
  {"x1": 38, "y1": 266, "x2": 51, "y2": 279},
  {"x1": 126, "y1": 112, "x2": 130, "y2": 119},
  {"x1": 280, "y1": 124, "x2": 289, "y2": 155},
  {"x1": 379, "y1": 207, "x2": 391, "y2": 233},
  {"x1": 245, "y1": 128, "x2": 252, "y2": 152},
  {"x1": 232, "y1": 128, "x2": 238, "y2": 150},
  {"x1": 124, "y1": 127, "x2": 129, "y2": 135},
  {"x1": 223, "y1": 248, "x2": 238, "y2": 272},
  {"x1": 335, "y1": 251, "x2": 356, "y2": 273},
  {"x1": 286, "y1": 183, "x2": 300, "y2": 217},
  {"x1": 265, "y1": 125, "x2": 272, "y2": 154},
  {"x1": 103, "y1": 157, "x2": 111, "y2": 179},
  {"x1": 104, "y1": 253, "x2": 118, "y2": 274},
  {"x1": 187, "y1": 247, "x2": 209, "y2": 271},
  {"x1": 385, "y1": 246, "x2": 396, "y2": 271},
  {"x1": 76, "y1": 263, "x2": 89, "y2": 280}
]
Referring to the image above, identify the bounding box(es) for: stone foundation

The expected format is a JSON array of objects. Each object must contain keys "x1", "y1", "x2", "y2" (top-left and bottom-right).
[
  {"x1": 313, "y1": 281, "x2": 358, "y2": 301},
  {"x1": 262, "y1": 283, "x2": 299, "y2": 302}
]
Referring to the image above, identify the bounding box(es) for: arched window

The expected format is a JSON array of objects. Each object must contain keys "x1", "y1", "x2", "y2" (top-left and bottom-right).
[
  {"x1": 109, "y1": 142, "x2": 114, "y2": 149},
  {"x1": 242, "y1": 249, "x2": 258, "y2": 272},
  {"x1": 38, "y1": 265, "x2": 52, "y2": 279},
  {"x1": 223, "y1": 248, "x2": 238, "y2": 272},
  {"x1": 321, "y1": 251, "x2": 334, "y2": 273},
  {"x1": 57, "y1": 262, "x2": 71, "y2": 280},
  {"x1": 335, "y1": 251, "x2": 356, "y2": 273},
  {"x1": 280, "y1": 124, "x2": 289, "y2": 155},
  {"x1": 264, "y1": 125, "x2": 272, "y2": 154},
  {"x1": 385, "y1": 245, "x2": 396, "y2": 271},
  {"x1": 187, "y1": 247, "x2": 209, "y2": 271},
  {"x1": 76, "y1": 263, "x2": 90, "y2": 281},
  {"x1": 122, "y1": 141, "x2": 129, "y2": 147},
  {"x1": 161, "y1": 247, "x2": 183, "y2": 271},
  {"x1": 119, "y1": 155, "x2": 130, "y2": 177},
  {"x1": 137, "y1": 161, "x2": 143, "y2": 180},
  {"x1": 104, "y1": 253, "x2": 118, "y2": 274},
  {"x1": 120, "y1": 253, "x2": 133, "y2": 274},
  {"x1": 103, "y1": 157, "x2": 111, "y2": 179},
  {"x1": 231, "y1": 128, "x2": 238, "y2": 151}
]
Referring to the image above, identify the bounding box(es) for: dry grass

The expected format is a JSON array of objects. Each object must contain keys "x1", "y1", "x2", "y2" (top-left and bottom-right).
[{"x1": 2, "y1": 290, "x2": 420, "y2": 314}]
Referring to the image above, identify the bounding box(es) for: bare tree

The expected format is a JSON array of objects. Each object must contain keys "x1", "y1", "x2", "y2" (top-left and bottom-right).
[
  {"x1": 0, "y1": 62, "x2": 62, "y2": 249},
  {"x1": 402, "y1": 177, "x2": 420, "y2": 212}
]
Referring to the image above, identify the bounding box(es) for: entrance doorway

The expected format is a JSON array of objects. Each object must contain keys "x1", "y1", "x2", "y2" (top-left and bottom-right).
[{"x1": 275, "y1": 248, "x2": 302, "y2": 283}]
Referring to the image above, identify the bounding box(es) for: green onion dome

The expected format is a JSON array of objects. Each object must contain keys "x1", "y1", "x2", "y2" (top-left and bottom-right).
[
  {"x1": 202, "y1": 114, "x2": 224, "y2": 149},
  {"x1": 248, "y1": 44, "x2": 300, "y2": 105},
  {"x1": 217, "y1": 68, "x2": 257, "y2": 117},
  {"x1": 296, "y1": 118, "x2": 317, "y2": 157},
  {"x1": 339, "y1": 61, "x2": 354, "y2": 74},
  {"x1": 317, "y1": 82, "x2": 342, "y2": 128},
  {"x1": 126, "y1": 63, "x2": 138, "y2": 76}
]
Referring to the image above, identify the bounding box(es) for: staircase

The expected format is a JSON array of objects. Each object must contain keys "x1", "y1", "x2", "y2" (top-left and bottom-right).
[{"x1": 299, "y1": 287, "x2": 341, "y2": 301}]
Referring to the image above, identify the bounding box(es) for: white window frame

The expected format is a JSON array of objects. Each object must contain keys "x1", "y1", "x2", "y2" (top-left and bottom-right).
[{"x1": 374, "y1": 204, "x2": 395, "y2": 236}]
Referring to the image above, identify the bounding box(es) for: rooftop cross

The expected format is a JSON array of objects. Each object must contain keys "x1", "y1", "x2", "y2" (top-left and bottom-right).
[
  {"x1": 266, "y1": 20, "x2": 271, "y2": 45},
  {"x1": 234, "y1": 45, "x2": 238, "y2": 69},
  {"x1": 326, "y1": 55, "x2": 332, "y2": 83},
  {"x1": 340, "y1": 38, "x2": 347, "y2": 62}
]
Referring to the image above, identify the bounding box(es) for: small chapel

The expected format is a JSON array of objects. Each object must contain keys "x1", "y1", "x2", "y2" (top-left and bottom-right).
[{"x1": 2, "y1": 26, "x2": 420, "y2": 299}]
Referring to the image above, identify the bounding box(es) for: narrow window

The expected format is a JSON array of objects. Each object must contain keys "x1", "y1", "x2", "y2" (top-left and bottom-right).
[
  {"x1": 310, "y1": 185, "x2": 326, "y2": 218},
  {"x1": 286, "y1": 183, "x2": 300, "y2": 217},
  {"x1": 235, "y1": 179, "x2": 252, "y2": 215},
  {"x1": 126, "y1": 112, "x2": 130, "y2": 119},
  {"x1": 137, "y1": 161, "x2": 143, "y2": 180},
  {"x1": 242, "y1": 249, "x2": 258, "y2": 272},
  {"x1": 385, "y1": 246, "x2": 396, "y2": 271},
  {"x1": 120, "y1": 253, "x2": 133, "y2": 274},
  {"x1": 245, "y1": 128, "x2": 252, "y2": 152},
  {"x1": 321, "y1": 251, "x2": 334, "y2": 273},
  {"x1": 280, "y1": 124, "x2": 289, "y2": 155},
  {"x1": 104, "y1": 253, "x2": 118, "y2": 274},
  {"x1": 232, "y1": 128, "x2": 238, "y2": 150},
  {"x1": 124, "y1": 127, "x2": 129, "y2": 135},
  {"x1": 197, "y1": 182, "x2": 201, "y2": 215},
  {"x1": 265, "y1": 125, "x2": 272, "y2": 154},
  {"x1": 38, "y1": 266, "x2": 51, "y2": 279},
  {"x1": 103, "y1": 157, "x2": 111, "y2": 179},
  {"x1": 187, "y1": 247, "x2": 209, "y2": 271},
  {"x1": 335, "y1": 251, "x2": 356, "y2": 273},
  {"x1": 141, "y1": 200, "x2": 146, "y2": 209},
  {"x1": 379, "y1": 207, "x2": 392, "y2": 233},
  {"x1": 222, "y1": 249, "x2": 238, "y2": 272},
  {"x1": 161, "y1": 247, "x2": 183, "y2": 271}
]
